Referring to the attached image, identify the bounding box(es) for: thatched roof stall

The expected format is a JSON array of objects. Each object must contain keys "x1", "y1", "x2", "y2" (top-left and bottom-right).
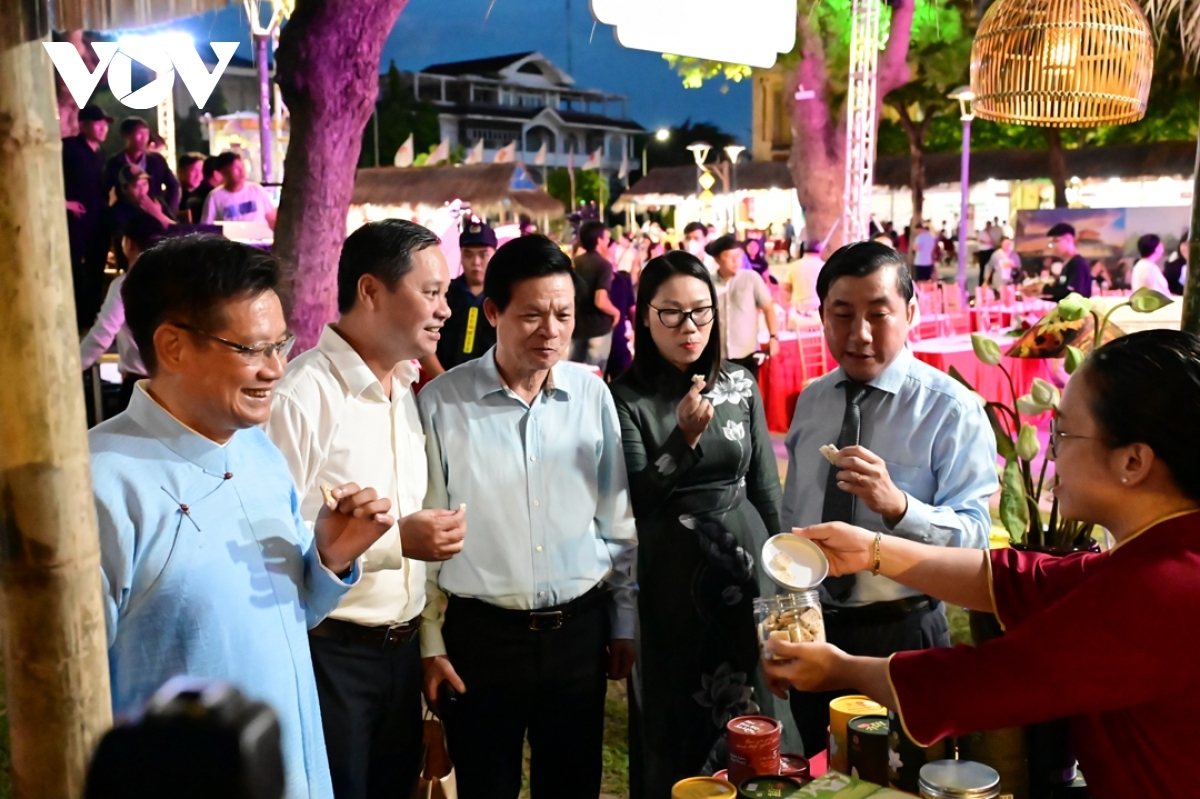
[
  {"x1": 618, "y1": 161, "x2": 795, "y2": 205},
  {"x1": 352, "y1": 162, "x2": 564, "y2": 218}
]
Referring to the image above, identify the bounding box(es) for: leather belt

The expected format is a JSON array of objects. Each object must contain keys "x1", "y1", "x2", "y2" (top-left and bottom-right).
[
  {"x1": 823, "y1": 595, "x2": 939, "y2": 627},
  {"x1": 309, "y1": 617, "x2": 420, "y2": 651},
  {"x1": 447, "y1": 584, "x2": 605, "y2": 632}
]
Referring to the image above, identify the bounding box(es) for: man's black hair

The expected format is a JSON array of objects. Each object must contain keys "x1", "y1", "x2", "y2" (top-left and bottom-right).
[
  {"x1": 202, "y1": 156, "x2": 221, "y2": 179},
  {"x1": 123, "y1": 212, "x2": 168, "y2": 254},
  {"x1": 178, "y1": 152, "x2": 206, "y2": 171},
  {"x1": 579, "y1": 221, "x2": 608, "y2": 253},
  {"x1": 214, "y1": 151, "x2": 242, "y2": 171},
  {"x1": 1137, "y1": 234, "x2": 1162, "y2": 259},
  {"x1": 683, "y1": 222, "x2": 707, "y2": 237},
  {"x1": 816, "y1": 240, "x2": 914, "y2": 307},
  {"x1": 483, "y1": 235, "x2": 574, "y2": 312},
  {"x1": 122, "y1": 235, "x2": 280, "y2": 375},
  {"x1": 337, "y1": 220, "x2": 441, "y2": 314}
]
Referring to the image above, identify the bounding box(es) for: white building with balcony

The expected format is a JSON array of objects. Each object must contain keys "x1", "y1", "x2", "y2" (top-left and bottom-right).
[{"x1": 405, "y1": 52, "x2": 644, "y2": 178}]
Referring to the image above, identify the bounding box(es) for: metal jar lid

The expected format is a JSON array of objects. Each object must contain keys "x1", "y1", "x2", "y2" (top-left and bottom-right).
[
  {"x1": 918, "y1": 760, "x2": 1001, "y2": 799},
  {"x1": 761, "y1": 534, "x2": 829, "y2": 591}
]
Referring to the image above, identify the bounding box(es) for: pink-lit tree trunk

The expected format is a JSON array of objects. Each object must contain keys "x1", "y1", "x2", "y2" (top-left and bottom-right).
[
  {"x1": 785, "y1": 0, "x2": 916, "y2": 249},
  {"x1": 274, "y1": 0, "x2": 409, "y2": 352}
]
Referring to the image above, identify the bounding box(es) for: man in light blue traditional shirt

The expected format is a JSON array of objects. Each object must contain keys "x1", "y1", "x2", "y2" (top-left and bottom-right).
[
  {"x1": 92, "y1": 235, "x2": 397, "y2": 799},
  {"x1": 417, "y1": 235, "x2": 637, "y2": 799},
  {"x1": 781, "y1": 240, "x2": 998, "y2": 754}
]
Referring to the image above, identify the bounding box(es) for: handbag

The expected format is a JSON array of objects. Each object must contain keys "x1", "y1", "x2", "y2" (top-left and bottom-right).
[{"x1": 411, "y1": 709, "x2": 457, "y2": 799}]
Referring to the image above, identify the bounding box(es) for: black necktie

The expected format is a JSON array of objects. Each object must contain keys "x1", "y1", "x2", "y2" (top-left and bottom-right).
[{"x1": 822, "y1": 381, "x2": 870, "y2": 601}]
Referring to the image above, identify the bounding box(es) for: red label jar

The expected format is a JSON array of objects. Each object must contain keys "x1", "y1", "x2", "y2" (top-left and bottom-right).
[{"x1": 726, "y1": 715, "x2": 781, "y2": 786}]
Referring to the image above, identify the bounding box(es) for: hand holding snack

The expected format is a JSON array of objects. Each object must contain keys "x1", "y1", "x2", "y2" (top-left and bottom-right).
[
  {"x1": 314, "y1": 482, "x2": 395, "y2": 576},
  {"x1": 829, "y1": 445, "x2": 909, "y2": 522},
  {"x1": 399, "y1": 504, "x2": 467, "y2": 562},
  {"x1": 677, "y1": 375, "x2": 715, "y2": 448}
]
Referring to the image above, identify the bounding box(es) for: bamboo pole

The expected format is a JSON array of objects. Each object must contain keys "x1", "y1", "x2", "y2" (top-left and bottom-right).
[{"x1": 0, "y1": 3, "x2": 114, "y2": 797}]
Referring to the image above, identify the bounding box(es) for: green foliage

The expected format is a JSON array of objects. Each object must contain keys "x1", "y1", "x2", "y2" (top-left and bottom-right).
[
  {"x1": 546, "y1": 168, "x2": 610, "y2": 209},
  {"x1": 360, "y1": 61, "x2": 443, "y2": 168}
]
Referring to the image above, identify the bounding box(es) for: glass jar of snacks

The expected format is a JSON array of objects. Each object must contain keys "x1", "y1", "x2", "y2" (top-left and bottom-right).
[{"x1": 753, "y1": 591, "x2": 825, "y2": 659}]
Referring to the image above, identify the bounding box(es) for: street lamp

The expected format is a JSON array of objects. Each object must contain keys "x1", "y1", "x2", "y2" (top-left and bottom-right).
[
  {"x1": 687, "y1": 141, "x2": 712, "y2": 167},
  {"x1": 724, "y1": 144, "x2": 745, "y2": 233},
  {"x1": 643, "y1": 128, "x2": 670, "y2": 176},
  {"x1": 949, "y1": 85, "x2": 976, "y2": 301}
]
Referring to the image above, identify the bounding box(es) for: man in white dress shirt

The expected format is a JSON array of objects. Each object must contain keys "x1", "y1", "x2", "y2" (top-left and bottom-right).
[{"x1": 266, "y1": 219, "x2": 466, "y2": 799}]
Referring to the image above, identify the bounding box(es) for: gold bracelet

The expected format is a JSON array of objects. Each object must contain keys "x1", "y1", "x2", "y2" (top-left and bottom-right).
[{"x1": 871, "y1": 532, "x2": 883, "y2": 576}]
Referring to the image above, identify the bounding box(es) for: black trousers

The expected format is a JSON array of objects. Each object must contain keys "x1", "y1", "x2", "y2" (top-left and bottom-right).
[
  {"x1": 309, "y1": 628, "x2": 424, "y2": 799},
  {"x1": 440, "y1": 591, "x2": 610, "y2": 799},
  {"x1": 788, "y1": 600, "x2": 949, "y2": 757}
]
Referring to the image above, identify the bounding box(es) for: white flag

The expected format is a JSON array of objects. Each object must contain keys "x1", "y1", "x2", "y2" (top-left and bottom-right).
[
  {"x1": 582, "y1": 147, "x2": 603, "y2": 171},
  {"x1": 393, "y1": 133, "x2": 414, "y2": 168},
  {"x1": 534, "y1": 141, "x2": 548, "y2": 166},
  {"x1": 464, "y1": 139, "x2": 484, "y2": 165},
  {"x1": 494, "y1": 141, "x2": 517, "y2": 163},
  {"x1": 426, "y1": 138, "x2": 450, "y2": 166},
  {"x1": 618, "y1": 145, "x2": 629, "y2": 180}
]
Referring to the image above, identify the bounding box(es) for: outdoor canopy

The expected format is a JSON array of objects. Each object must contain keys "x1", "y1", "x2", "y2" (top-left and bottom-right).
[{"x1": 352, "y1": 162, "x2": 564, "y2": 217}]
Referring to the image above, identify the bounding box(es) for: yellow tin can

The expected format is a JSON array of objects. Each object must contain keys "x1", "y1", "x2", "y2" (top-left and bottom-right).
[
  {"x1": 672, "y1": 776, "x2": 739, "y2": 799},
  {"x1": 828, "y1": 695, "x2": 886, "y2": 774}
]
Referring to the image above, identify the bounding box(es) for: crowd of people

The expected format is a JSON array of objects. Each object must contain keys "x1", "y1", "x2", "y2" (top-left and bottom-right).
[
  {"x1": 69, "y1": 132, "x2": 1200, "y2": 799},
  {"x1": 64, "y1": 105, "x2": 277, "y2": 334}
]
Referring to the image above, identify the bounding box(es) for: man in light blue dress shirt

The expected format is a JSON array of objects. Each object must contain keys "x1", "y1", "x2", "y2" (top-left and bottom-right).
[
  {"x1": 781, "y1": 241, "x2": 998, "y2": 754},
  {"x1": 92, "y1": 236, "x2": 397, "y2": 799},
  {"x1": 417, "y1": 235, "x2": 637, "y2": 799}
]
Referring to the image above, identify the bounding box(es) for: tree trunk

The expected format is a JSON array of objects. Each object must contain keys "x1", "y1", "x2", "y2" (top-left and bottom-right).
[
  {"x1": 274, "y1": 0, "x2": 410, "y2": 352},
  {"x1": 0, "y1": 4, "x2": 114, "y2": 797},
  {"x1": 54, "y1": 31, "x2": 88, "y2": 139},
  {"x1": 1183, "y1": 129, "x2": 1200, "y2": 334},
  {"x1": 893, "y1": 104, "x2": 930, "y2": 227},
  {"x1": 786, "y1": 0, "x2": 916, "y2": 249},
  {"x1": 1045, "y1": 128, "x2": 1069, "y2": 208}
]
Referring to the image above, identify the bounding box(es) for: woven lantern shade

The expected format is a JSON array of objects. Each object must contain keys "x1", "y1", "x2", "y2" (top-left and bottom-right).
[{"x1": 970, "y1": 0, "x2": 1154, "y2": 127}]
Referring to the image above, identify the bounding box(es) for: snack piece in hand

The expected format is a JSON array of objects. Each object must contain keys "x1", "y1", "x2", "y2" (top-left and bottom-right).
[
  {"x1": 691, "y1": 374, "x2": 707, "y2": 391},
  {"x1": 319, "y1": 483, "x2": 337, "y2": 511},
  {"x1": 458, "y1": 503, "x2": 466, "y2": 512},
  {"x1": 819, "y1": 444, "x2": 840, "y2": 465}
]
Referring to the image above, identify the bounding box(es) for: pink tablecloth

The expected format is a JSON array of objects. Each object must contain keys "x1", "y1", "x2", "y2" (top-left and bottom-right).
[
  {"x1": 910, "y1": 333, "x2": 1056, "y2": 411},
  {"x1": 759, "y1": 333, "x2": 834, "y2": 433}
]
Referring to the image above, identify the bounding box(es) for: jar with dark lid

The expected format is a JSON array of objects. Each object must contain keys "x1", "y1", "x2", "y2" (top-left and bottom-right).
[{"x1": 918, "y1": 760, "x2": 1001, "y2": 799}]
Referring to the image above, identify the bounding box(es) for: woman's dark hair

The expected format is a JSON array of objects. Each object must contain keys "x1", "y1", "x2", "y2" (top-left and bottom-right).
[
  {"x1": 483, "y1": 234, "x2": 574, "y2": 311},
  {"x1": 816, "y1": 240, "x2": 914, "y2": 307},
  {"x1": 1083, "y1": 329, "x2": 1200, "y2": 502},
  {"x1": 629, "y1": 250, "x2": 721, "y2": 392},
  {"x1": 121, "y1": 234, "x2": 280, "y2": 375},
  {"x1": 337, "y1": 219, "x2": 440, "y2": 314}
]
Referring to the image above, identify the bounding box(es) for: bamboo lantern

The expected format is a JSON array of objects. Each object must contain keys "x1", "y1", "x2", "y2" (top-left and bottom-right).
[{"x1": 970, "y1": 0, "x2": 1154, "y2": 127}]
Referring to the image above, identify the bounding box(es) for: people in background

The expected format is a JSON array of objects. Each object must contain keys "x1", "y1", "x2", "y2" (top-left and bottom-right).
[
  {"x1": 175, "y1": 152, "x2": 207, "y2": 222},
  {"x1": 745, "y1": 238, "x2": 774, "y2": 284},
  {"x1": 94, "y1": 235, "x2": 393, "y2": 799},
  {"x1": 606, "y1": 239, "x2": 639, "y2": 381},
  {"x1": 79, "y1": 212, "x2": 165, "y2": 412},
  {"x1": 910, "y1": 222, "x2": 938, "y2": 283},
  {"x1": 707, "y1": 235, "x2": 780, "y2": 380},
  {"x1": 104, "y1": 117, "x2": 180, "y2": 212},
  {"x1": 569, "y1": 221, "x2": 622, "y2": 374},
  {"x1": 610, "y1": 251, "x2": 797, "y2": 796},
  {"x1": 1028, "y1": 222, "x2": 1092, "y2": 300},
  {"x1": 418, "y1": 235, "x2": 637, "y2": 799},
  {"x1": 186, "y1": 155, "x2": 224, "y2": 224},
  {"x1": 267, "y1": 220, "x2": 465, "y2": 799},
  {"x1": 107, "y1": 166, "x2": 175, "y2": 273},
  {"x1": 1164, "y1": 230, "x2": 1188, "y2": 296},
  {"x1": 63, "y1": 103, "x2": 113, "y2": 330},
  {"x1": 683, "y1": 221, "x2": 718, "y2": 273},
  {"x1": 201, "y1": 151, "x2": 278, "y2": 229},
  {"x1": 976, "y1": 219, "x2": 997, "y2": 287},
  {"x1": 766, "y1": 329, "x2": 1200, "y2": 799},
  {"x1": 781, "y1": 241, "x2": 998, "y2": 755},
  {"x1": 1131, "y1": 234, "x2": 1171, "y2": 295},
  {"x1": 983, "y1": 237, "x2": 1019, "y2": 295},
  {"x1": 783, "y1": 240, "x2": 825, "y2": 316},
  {"x1": 420, "y1": 221, "x2": 498, "y2": 378}
]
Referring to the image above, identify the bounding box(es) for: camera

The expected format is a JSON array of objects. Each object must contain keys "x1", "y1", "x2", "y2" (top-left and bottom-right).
[{"x1": 85, "y1": 676, "x2": 285, "y2": 799}]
